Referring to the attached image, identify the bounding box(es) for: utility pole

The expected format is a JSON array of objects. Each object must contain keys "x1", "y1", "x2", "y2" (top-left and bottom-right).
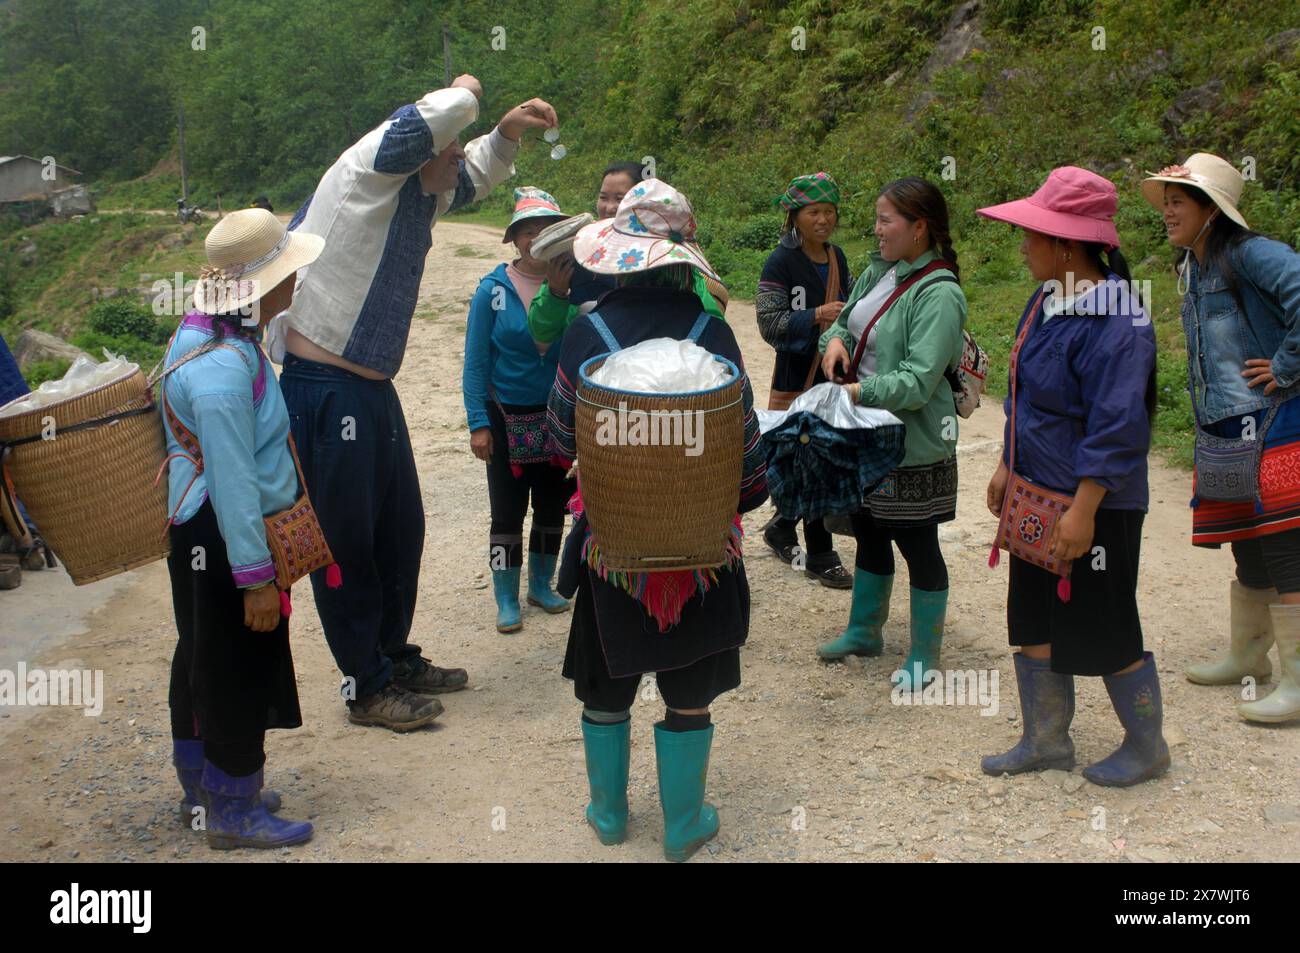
[
  {"x1": 443, "y1": 23, "x2": 452, "y2": 87},
  {"x1": 178, "y1": 102, "x2": 189, "y2": 206}
]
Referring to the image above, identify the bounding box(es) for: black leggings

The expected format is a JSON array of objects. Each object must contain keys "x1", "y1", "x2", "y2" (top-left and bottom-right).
[
  {"x1": 486, "y1": 402, "x2": 572, "y2": 568},
  {"x1": 771, "y1": 515, "x2": 834, "y2": 557},
  {"x1": 1232, "y1": 528, "x2": 1300, "y2": 594},
  {"x1": 851, "y1": 511, "x2": 948, "y2": 591}
]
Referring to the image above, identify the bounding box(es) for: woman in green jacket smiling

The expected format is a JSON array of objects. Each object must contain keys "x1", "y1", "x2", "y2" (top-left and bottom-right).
[{"x1": 817, "y1": 177, "x2": 967, "y2": 693}]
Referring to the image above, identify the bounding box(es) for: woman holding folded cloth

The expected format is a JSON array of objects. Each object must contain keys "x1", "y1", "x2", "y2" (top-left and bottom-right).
[
  {"x1": 817, "y1": 177, "x2": 966, "y2": 695},
  {"x1": 547, "y1": 178, "x2": 768, "y2": 862},
  {"x1": 161, "y1": 209, "x2": 324, "y2": 847},
  {"x1": 756, "y1": 172, "x2": 853, "y2": 588},
  {"x1": 977, "y1": 167, "x2": 1168, "y2": 787}
]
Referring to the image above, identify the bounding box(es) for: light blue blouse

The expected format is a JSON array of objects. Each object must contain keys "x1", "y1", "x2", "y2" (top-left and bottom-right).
[{"x1": 161, "y1": 313, "x2": 298, "y2": 588}]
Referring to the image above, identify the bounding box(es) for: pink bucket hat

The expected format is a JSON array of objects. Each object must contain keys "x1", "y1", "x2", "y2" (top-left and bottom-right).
[
  {"x1": 977, "y1": 166, "x2": 1121, "y2": 250},
  {"x1": 572, "y1": 178, "x2": 720, "y2": 282}
]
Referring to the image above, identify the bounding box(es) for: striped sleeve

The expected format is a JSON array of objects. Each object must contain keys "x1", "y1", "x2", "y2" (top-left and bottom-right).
[
  {"x1": 738, "y1": 371, "x2": 768, "y2": 513},
  {"x1": 757, "y1": 252, "x2": 818, "y2": 354},
  {"x1": 547, "y1": 363, "x2": 579, "y2": 459}
]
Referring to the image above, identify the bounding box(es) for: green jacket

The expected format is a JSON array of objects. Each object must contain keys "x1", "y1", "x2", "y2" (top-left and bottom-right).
[
  {"x1": 527, "y1": 270, "x2": 725, "y2": 343},
  {"x1": 819, "y1": 248, "x2": 967, "y2": 467}
]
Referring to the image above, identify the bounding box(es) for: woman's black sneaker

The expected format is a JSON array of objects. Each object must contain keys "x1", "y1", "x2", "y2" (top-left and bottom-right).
[{"x1": 805, "y1": 562, "x2": 852, "y2": 589}]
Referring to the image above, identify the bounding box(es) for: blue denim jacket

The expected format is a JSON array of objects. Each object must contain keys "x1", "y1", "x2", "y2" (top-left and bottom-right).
[{"x1": 1182, "y1": 235, "x2": 1300, "y2": 424}]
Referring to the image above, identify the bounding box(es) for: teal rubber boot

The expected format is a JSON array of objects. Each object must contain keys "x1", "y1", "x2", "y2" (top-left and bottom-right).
[
  {"x1": 817, "y1": 570, "x2": 893, "y2": 661},
  {"x1": 492, "y1": 568, "x2": 522, "y2": 634},
  {"x1": 892, "y1": 588, "x2": 948, "y2": 693},
  {"x1": 526, "y1": 552, "x2": 570, "y2": 614},
  {"x1": 581, "y1": 718, "x2": 631, "y2": 845},
  {"x1": 654, "y1": 722, "x2": 719, "y2": 863}
]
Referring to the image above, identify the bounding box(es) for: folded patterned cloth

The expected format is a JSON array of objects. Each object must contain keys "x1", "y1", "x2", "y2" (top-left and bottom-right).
[{"x1": 760, "y1": 383, "x2": 906, "y2": 522}]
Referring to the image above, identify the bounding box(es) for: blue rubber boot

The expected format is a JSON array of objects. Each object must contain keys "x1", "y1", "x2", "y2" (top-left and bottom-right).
[
  {"x1": 200, "y1": 761, "x2": 313, "y2": 850},
  {"x1": 892, "y1": 588, "x2": 948, "y2": 693},
  {"x1": 654, "y1": 723, "x2": 719, "y2": 863},
  {"x1": 817, "y1": 570, "x2": 892, "y2": 661},
  {"x1": 174, "y1": 739, "x2": 279, "y2": 828},
  {"x1": 581, "y1": 718, "x2": 630, "y2": 845},
  {"x1": 980, "y1": 654, "x2": 1075, "y2": 776},
  {"x1": 1083, "y1": 652, "x2": 1171, "y2": 787},
  {"x1": 492, "y1": 567, "x2": 523, "y2": 634},
  {"x1": 526, "y1": 552, "x2": 570, "y2": 614}
]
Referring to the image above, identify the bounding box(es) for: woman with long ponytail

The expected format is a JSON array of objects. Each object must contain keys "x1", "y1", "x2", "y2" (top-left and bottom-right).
[{"x1": 817, "y1": 177, "x2": 968, "y2": 695}]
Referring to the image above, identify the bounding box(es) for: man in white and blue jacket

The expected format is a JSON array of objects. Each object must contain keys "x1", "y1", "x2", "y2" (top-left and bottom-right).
[{"x1": 274, "y1": 75, "x2": 558, "y2": 731}]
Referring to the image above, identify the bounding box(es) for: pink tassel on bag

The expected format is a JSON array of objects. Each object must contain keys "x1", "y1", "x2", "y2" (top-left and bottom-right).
[
  {"x1": 326, "y1": 563, "x2": 342, "y2": 588},
  {"x1": 279, "y1": 590, "x2": 292, "y2": 618},
  {"x1": 988, "y1": 546, "x2": 1000, "y2": 568},
  {"x1": 1057, "y1": 577, "x2": 1071, "y2": 603}
]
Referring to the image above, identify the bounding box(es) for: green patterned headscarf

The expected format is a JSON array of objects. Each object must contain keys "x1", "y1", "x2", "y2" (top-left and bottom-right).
[{"x1": 775, "y1": 172, "x2": 841, "y2": 211}]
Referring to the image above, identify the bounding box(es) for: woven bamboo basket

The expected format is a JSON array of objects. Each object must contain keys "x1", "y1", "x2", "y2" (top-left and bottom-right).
[
  {"x1": 0, "y1": 368, "x2": 170, "y2": 584},
  {"x1": 575, "y1": 354, "x2": 744, "y2": 572}
]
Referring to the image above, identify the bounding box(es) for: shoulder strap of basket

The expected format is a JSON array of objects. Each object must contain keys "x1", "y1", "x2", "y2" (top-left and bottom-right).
[
  {"x1": 588, "y1": 308, "x2": 713, "y2": 356},
  {"x1": 586, "y1": 311, "x2": 621, "y2": 353},
  {"x1": 687, "y1": 311, "x2": 712, "y2": 342},
  {"x1": 799, "y1": 248, "x2": 842, "y2": 392},
  {"x1": 1007, "y1": 288, "x2": 1049, "y2": 477},
  {"x1": 154, "y1": 337, "x2": 262, "y2": 535},
  {"x1": 848, "y1": 260, "x2": 952, "y2": 381}
]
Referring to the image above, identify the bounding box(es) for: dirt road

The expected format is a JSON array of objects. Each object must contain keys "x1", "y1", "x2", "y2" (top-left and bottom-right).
[{"x1": 2, "y1": 221, "x2": 1296, "y2": 863}]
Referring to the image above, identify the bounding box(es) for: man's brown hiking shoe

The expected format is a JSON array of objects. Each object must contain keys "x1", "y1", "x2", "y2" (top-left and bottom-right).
[
  {"x1": 392, "y1": 656, "x2": 469, "y2": 695},
  {"x1": 346, "y1": 683, "x2": 442, "y2": 731}
]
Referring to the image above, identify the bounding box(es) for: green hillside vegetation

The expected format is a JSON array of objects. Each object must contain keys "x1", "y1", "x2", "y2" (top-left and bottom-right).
[{"x1": 3, "y1": 0, "x2": 1299, "y2": 463}]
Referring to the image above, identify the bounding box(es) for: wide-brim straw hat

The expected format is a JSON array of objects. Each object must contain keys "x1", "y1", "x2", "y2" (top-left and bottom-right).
[
  {"x1": 1140, "y1": 152, "x2": 1248, "y2": 229},
  {"x1": 193, "y1": 208, "x2": 324, "y2": 315},
  {"x1": 572, "y1": 177, "x2": 719, "y2": 282},
  {"x1": 977, "y1": 166, "x2": 1121, "y2": 250}
]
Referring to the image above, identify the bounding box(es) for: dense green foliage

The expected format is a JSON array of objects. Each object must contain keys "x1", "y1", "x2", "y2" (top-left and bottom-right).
[
  {"x1": 87, "y1": 298, "x2": 167, "y2": 343},
  {"x1": 2, "y1": 0, "x2": 1299, "y2": 463}
]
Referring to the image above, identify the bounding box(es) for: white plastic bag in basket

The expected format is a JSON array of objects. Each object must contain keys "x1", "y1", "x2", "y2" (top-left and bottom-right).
[
  {"x1": 589, "y1": 338, "x2": 732, "y2": 393},
  {"x1": 0, "y1": 349, "x2": 139, "y2": 416}
]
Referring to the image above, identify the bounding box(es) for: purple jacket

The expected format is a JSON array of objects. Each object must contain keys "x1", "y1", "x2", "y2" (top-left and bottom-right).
[{"x1": 1003, "y1": 276, "x2": 1155, "y2": 511}]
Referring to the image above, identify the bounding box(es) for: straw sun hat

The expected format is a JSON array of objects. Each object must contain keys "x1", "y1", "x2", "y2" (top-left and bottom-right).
[
  {"x1": 1140, "y1": 152, "x2": 1248, "y2": 229},
  {"x1": 193, "y1": 208, "x2": 324, "y2": 315}
]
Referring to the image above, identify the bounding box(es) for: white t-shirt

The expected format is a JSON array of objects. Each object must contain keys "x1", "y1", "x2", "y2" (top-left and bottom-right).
[{"x1": 845, "y1": 266, "x2": 899, "y2": 376}]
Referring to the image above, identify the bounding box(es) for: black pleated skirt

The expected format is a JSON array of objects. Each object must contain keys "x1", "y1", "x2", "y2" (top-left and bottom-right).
[{"x1": 167, "y1": 499, "x2": 302, "y2": 743}]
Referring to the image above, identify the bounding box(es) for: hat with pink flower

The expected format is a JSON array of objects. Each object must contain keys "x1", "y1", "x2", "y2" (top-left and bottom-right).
[{"x1": 572, "y1": 178, "x2": 719, "y2": 282}]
